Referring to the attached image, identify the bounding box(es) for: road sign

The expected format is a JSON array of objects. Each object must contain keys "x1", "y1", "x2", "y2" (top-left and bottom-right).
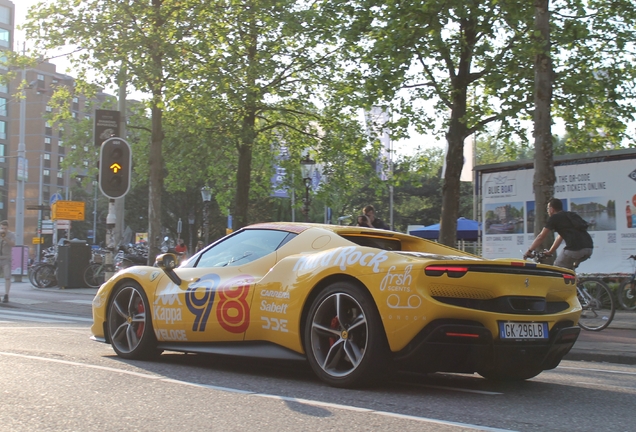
[
  {"x1": 94, "y1": 109, "x2": 120, "y2": 147},
  {"x1": 32, "y1": 237, "x2": 44, "y2": 244},
  {"x1": 50, "y1": 193, "x2": 63, "y2": 205},
  {"x1": 56, "y1": 220, "x2": 71, "y2": 230},
  {"x1": 52, "y1": 201, "x2": 85, "y2": 221}
]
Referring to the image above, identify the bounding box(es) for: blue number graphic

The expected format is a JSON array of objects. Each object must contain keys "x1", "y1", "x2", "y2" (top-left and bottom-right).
[{"x1": 186, "y1": 274, "x2": 220, "y2": 331}]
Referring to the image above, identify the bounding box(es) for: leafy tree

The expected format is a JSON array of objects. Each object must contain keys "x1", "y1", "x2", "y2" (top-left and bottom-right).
[{"x1": 23, "y1": 0, "x2": 204, "y2": 262}]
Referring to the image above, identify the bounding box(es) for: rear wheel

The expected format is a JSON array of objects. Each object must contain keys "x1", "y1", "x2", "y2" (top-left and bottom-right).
[
  {"x1": 577, "y1": 279, "x2": 615, "y2": 331},
  {"x1": 303, "y1": 282, "x2": 389, "y2": 388},
  {"x1": 107, "y1": 281, "x2": 159, "y2": 359},
  {"x1": 34, "y1": 264, "x2": 57, "y2": 288},
  {"x1": 617, "y1": 279, "x2": 636, "y2": 310},
  {"x1": 84, "y1": 263, "x2": 105, "y2": 288}
]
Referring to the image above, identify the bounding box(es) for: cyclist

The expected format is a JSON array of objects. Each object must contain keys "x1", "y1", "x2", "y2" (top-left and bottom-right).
[{"x1": 524, "y1": 198, "x2": 593, "y2": 270}]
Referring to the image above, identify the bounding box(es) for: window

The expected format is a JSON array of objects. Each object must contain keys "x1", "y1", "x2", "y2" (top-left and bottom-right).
[
  {"x1": 57, "y1": 171, "x2": 63, "y2": 178},
  {"x1": 43, "y1": 169, "x2": 50, "y2": 184},
  {"x1": 0, "y1": 83, "x2": 7, "y2": 93},
  {"x1": 0, "y1": 144, "x2": 4, "y2": 162},
  {"x1": 58, "y1": 156, "x2": 64, "y2": 165},
  {"x1": 45, "y1": 137, "x2": 51, "y2": 144},
  {"x1": 57, "y1": 171, "x2": 65, "y2": 186},
  {"x1": 0, "y1": 167, "x2": 4, "y2": 186},
  {"x1": 0, "y1": 29, "x2": 9, "y2": 48},
  {"x1": 45, "y1": 121, "x2": 52, "y2": 136},
  {"x1": 46, "y1": 105, "x2": 52, "y2": 112},
  {"x1": 0, "y1": 54, "x2": 7, "y2": 71},
  {"x1": 0, "y1": 98, "x2": 6, "y2": 116},
  {"x1": 0, "y1": 121, "x2": 5, "y2": 140},
  {"x1": 191, "y1": 229, "x2": 294, "y2": 268},
  {"x1": 0, "y1": 6, "x2": 11, "y2": 25},
  {"x1": 44, "y1": 153, "x2": 51, "y2": 160}
]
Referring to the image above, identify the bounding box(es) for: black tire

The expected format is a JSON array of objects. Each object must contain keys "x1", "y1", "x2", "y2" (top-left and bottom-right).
[
  {"x1": 617, "y1": 279, "x2": 636, "y2": 310},
  {"x1": 34, "y1": 264, "x2": 57, "y2": 288},
  {"x1": 28, "y1": 263, "x2": 41, "y2": 287},
  {"x1": 84, "y1": 263, "x2": 105, "y2": 288},
  {"x1": 577, "y1": 279, "x2": 615, "y2": 331},
  {"x1": 107, "y1": 281, "x2": 159, "y2": 360},
  {"x1": 478, "y1": 367, "x2": 543, "y2": 381},
  {"x1": 303, "y1": 281, "x2": 389, "y2": 388}
]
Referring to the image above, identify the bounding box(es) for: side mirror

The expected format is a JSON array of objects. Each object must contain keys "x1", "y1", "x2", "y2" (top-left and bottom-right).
[{"x1": 155, "y1": 253, "x2": 182, "y2": 285}]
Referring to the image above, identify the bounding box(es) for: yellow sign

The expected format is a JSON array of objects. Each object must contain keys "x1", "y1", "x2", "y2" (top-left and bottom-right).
[
  {"x1": 32, "y1": 237, "x2": 44, "y2": 244},
  {"x1": 136, "y1": 233, "x2": 148, "y2": 243},
  {"x1": 52, "y1": 200, "x2": 85, "y2": 221}
]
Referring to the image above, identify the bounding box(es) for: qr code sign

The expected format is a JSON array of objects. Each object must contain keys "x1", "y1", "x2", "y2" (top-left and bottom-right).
[{"x1": 608, "y1": 233, "x2": 616, "y2": 244}]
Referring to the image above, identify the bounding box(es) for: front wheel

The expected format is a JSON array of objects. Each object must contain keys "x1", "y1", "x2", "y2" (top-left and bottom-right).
[
  {"x1": 577, "y1": 279, "x2": 615, "y2": 331},
  {"x1": 303, "y1": 282, "x2": 389, "y2": 388},
  {"x1": 617, "y1": 279, "x2": 636, "y2": 310},
  {"x1": 84, "y1": 263, "x2": 105, "y2": 288},
  {"x1": 107, "y1": 282, "x2": 159, "y2": 359},
  {"x1": 34, "y1": 264, "x2": 57, "y2": 288}
]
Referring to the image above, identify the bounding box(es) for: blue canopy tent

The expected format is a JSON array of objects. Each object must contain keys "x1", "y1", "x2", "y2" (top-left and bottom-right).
[{"x1": 409, "y1": 217, "x2": 481, "y2": 241}]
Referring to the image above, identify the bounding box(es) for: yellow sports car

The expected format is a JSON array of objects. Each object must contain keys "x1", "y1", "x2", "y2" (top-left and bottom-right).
[{"x1": 91, "y1": 223, "x2": 581, "y2": 387}]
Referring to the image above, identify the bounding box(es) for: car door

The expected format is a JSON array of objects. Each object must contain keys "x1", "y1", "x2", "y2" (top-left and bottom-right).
[{"x1": 152, "y1": 229, "x2": 292, "y2": 343}]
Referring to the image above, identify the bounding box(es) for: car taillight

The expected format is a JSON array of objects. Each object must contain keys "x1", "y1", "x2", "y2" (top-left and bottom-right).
[
  {"x1": 425, "y1": 265, "x2": 468, "y2": 278},
  {"x1": 563, "y1": 274, "x2": 575, "y2": 285}
]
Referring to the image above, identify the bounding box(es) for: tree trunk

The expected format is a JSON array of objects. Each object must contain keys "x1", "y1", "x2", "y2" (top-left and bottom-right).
[
  {"x1": 439, "y1": 16, "x2": 474, "y2": 247},
  {"x1": 147, "y1": 101, "x2": 164, "y2": 264},
  {"x1": 533, "y1": 0, "x2": 555, "y2": 246}
]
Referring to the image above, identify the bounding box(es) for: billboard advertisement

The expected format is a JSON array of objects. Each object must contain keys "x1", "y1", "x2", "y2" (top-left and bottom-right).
[{"x1": 481, "y1": 156, "x2": 636, "y2": 274}]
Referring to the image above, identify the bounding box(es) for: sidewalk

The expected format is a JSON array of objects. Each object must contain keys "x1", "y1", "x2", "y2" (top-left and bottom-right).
[{"x1": 2, "y1": 280, "x2": 635, "y2": 366}]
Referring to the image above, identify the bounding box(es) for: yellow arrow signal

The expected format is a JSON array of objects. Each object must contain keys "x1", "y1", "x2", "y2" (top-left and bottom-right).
[{"x1": 110, "y1": 163, "x2": 122, "y2": 173}]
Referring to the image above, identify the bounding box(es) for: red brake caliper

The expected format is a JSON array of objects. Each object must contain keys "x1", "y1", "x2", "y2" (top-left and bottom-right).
[
  {"x1": 136, "y1": 301, "x2": 145, "y2": 338},
  {"x1": 329, "y1": 316, "x2": 339, "y2": 347}
]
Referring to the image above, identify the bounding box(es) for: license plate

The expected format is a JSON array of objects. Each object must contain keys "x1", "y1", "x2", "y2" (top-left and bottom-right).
[{"x1": 499, "y1": 322, "x2": 548, "y2": 340}]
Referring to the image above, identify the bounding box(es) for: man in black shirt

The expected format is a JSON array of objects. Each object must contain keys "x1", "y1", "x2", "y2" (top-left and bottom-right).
[
  {"x1": 363, "y1": 205, "x2": 390, "y2": 230},
  {"x1": 524, "y1": 198, "x2": 594, "y2": 270}
]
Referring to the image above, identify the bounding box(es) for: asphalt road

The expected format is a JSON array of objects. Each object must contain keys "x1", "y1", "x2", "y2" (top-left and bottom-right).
[{"x1": 1, "y1": 312, "x2": 635, "y2": 431}]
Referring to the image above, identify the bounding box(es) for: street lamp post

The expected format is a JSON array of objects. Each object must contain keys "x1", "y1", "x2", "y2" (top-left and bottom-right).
[
  {"x1": 200, "y1": 186, "x2": 212, "y2": 245},
  {"x1": 188, "y1": 212, "x2": 195, "y2": 254},
  {"x1": 300, "y1": 155, "x2": 316, "y2": 222}
]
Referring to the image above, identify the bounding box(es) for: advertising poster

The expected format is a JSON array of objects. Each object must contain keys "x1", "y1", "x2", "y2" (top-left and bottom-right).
[{"x1": 481, "y1": 158, "x2": 636, "y2": 274}]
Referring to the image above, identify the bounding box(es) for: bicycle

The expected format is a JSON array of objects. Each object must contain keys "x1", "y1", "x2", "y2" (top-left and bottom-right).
[
  {"x1": 617, "y1": 255, "x2": 636, "y2": 310},
  {"x1": 526, "y1": 250, "x2": 615, "y2": 331},
  {"x1": 84, "y1": 251, "x2": 114, "y2": 288}
]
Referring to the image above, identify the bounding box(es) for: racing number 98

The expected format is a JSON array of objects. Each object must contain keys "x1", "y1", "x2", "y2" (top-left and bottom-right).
[{"x1": 186, "y1": 274, "x2": 254, "y2": 334}]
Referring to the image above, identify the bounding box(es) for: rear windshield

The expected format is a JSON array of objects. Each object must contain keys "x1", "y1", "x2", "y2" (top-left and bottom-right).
[{"x1": 340, "y1": 235, "x2": 401, "y2": 251}]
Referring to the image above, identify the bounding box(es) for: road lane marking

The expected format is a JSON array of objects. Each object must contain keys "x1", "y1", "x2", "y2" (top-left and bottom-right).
[
  {"x1": 0, "y1": 351, "x2": 517, "y2": 432},
  {"x1": 558, "y1": 366, "x2": 636, "y2": 376}
]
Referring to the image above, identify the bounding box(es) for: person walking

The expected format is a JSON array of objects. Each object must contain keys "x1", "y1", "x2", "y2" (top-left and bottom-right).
[
  {"x1": 0, "y1": 220, "x2": 16, "y2": 303},
  {"x1": 524, "y1": 198, "x2": 594, "y2": 270},
  {"x1": 363, "y1": 205, "x2": 390, "y2": 230}
]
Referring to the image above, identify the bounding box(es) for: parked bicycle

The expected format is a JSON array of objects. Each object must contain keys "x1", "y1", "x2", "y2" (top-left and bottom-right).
[
  {"x1": 617, "y1": 254, "x2": 636, "y2": 310},
  {"x1": 526, "y1": 250, "x2": 615, "y2": 331},
  {"x1": 28, "y1": 247, "x2": 58, "y2": 288},
  {"x1": 84, "y1": 248, "x2": 114, "y2": 288}
]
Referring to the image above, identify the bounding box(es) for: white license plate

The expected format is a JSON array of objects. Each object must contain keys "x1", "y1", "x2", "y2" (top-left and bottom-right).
[{"x1": 499, "y1": 322, "x2": 548, "y2": 340}]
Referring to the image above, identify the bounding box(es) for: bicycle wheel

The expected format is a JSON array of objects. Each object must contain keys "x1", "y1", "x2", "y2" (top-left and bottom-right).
[
  {"x1": 28, "y1": 263, "x2": 43, "y2": 287},
  {"x1": 34, "y1": 264, "x2": 57, "y2": 288},
  {"x1": 617, "y1": 278, "x2": 636, "y2": 310},
  {"x1": 84, "y1": 263, "x2": 105, "y2": 288},
  {"x1": 577, "y1": 279, "x2": 615, "y2": 331}
]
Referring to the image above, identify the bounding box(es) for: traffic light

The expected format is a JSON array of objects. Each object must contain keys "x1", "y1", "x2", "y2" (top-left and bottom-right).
[{"x1": 99, "y1": 137, "x2": 131, "y2": 199}]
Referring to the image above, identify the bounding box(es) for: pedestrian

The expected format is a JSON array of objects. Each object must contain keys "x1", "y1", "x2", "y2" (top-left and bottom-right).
[
  {"x1": 195, "y1": 240, "x2": 204, "y2": 253},
  {"x1": 524, "y1": 198, "x2": 594, "y2": 270},
  {"x1": 0, "y1": 220, "x2": 16, "y2": 303},
  {"x1": 356, "y1": 215, "x2": 373, "y2": 227},
  {"x1": 175, "y1": 239, "x2": 188, "y2": 263},
  {"x1": 363, "y1": 205, "x2": 390, "y2": 230}
]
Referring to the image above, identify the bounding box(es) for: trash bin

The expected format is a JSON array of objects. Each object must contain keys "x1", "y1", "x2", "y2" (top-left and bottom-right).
[{"x1": 57, "y1": 239, "x2": 91, "y2": 288}]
